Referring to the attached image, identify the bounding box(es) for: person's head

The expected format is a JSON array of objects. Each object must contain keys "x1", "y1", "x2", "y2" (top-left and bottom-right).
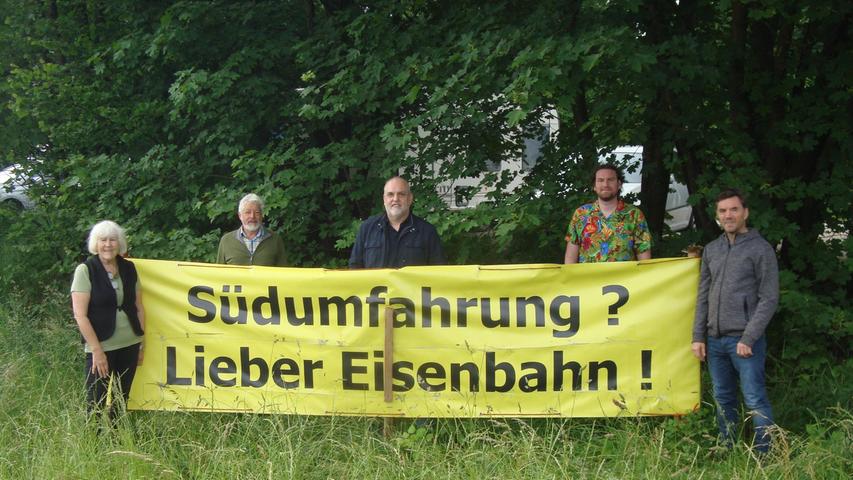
[
  {"x1": 238, "y1": 193, "x2": 264, "y2": 233},
  {"x1": 383, "y1": 176, "x2": 413, "y2": 223},
  {"x1": 87, "y1": 220, "x2": 128, "y2": 259},
  {"x1": 593, "y1": 164, "x2": 623, "y2": 201},
  {"x1": 715, "y1": 188, "x2": 749, "y2": 235}
]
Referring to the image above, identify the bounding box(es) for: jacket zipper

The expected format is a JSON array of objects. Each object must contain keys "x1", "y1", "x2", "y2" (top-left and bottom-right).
[{"x1": 714, "y1": 237, "x2": 733, "y2": 337}]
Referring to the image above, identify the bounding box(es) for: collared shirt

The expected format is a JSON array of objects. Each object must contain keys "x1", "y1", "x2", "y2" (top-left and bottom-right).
[
  {"x1": 383, "y1": 214, "x2": 411, "y2": 268},
  {"x1": 239, "y1": 226, "x2": 266, "y2": 256},
  {"x1": 565, "y1": 200, "x2": 652, "y2": 262}
]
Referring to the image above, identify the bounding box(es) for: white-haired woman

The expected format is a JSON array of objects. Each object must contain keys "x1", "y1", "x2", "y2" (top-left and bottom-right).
[{"x1": 70, "y1": 220, "x2": 145, "y2": 418}]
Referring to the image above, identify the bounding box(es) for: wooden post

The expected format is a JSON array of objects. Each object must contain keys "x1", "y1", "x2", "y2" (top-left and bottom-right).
[
  {"x1": 384, "y1": 307, "x2": 394, "y2": 402},
  {"x1": 383, "y1": 307, "x2": 394, "y2": 438}
]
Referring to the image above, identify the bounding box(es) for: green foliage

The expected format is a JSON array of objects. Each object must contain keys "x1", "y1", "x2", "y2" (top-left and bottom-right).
[
  {"x1": 773, "y1": 271, "x2": 852, "y2": 370},
  {"x1": 0, "y1": 198, "x2": 83, "y2": 298}
]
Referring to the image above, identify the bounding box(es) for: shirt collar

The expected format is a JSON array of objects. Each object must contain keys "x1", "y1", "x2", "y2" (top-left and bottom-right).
[
  {"x1": 239, "y1": 226, "x2": 265, "y2": 240},
  {"x1": 383, "y1": 212, "x2": 414, "y2": 231},
  {"x1": 593, "y1": 199, "x2": 626, "y2": 214}
]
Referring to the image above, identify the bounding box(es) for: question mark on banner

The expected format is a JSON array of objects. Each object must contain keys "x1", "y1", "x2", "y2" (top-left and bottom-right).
[{"x1": 601, "y1": 285, "x2": 629, "y2": 326}]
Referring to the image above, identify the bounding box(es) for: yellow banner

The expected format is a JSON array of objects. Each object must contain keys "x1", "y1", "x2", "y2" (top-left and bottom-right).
[{"x1": 128, "y1": 258, "x2": 700, "y2": 417}]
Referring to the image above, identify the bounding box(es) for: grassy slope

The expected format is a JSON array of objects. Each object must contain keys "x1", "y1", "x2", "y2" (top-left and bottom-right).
[{"x1": 0, "y1": 292, "x2": 850, "y2": 480}]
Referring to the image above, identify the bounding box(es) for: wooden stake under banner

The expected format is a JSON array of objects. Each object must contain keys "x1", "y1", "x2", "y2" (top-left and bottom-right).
[{"x1": 383, "y1": 307, "x2": 394, "y2": 438}]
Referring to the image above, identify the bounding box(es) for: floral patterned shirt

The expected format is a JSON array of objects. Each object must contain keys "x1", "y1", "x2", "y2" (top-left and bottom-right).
[{"x1": 565, "y1": 200, "x2": 652, "y2": 262}]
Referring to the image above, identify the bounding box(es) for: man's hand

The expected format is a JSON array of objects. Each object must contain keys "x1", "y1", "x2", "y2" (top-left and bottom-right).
[
  {"x1": 691, "y1": 342, "x2": 706, "y2": 361},
  {"x1": 736, "y1": 342, "x2": 753, "y2": 358}
]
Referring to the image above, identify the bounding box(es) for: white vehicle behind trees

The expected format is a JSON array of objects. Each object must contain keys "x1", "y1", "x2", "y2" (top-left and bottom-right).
[
  {"x1": 0, "y1": 165, "x2": 34, "y2": 211},
  {"x1": 602, "y1": 145, "x2": 692, "y2": 232},
  {"x1": 434, "y1": 141, "x2": 692, "y2": 232}
]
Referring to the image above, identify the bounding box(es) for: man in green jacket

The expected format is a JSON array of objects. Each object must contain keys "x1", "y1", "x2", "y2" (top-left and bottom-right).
[{"x1": 216, "y1": 193, "x2": 288, "y2": 266}]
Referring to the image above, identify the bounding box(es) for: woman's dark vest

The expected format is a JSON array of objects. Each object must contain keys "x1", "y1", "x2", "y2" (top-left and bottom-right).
[{"x1": 84, "y1": 255, "x2": 144, "y2": 341}]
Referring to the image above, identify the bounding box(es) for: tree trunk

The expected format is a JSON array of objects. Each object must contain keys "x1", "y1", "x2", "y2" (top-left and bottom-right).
[
  {"x1": 639, "y1": 126, "x2": 670, "y2": 238},
  {"x1": 570, "y1": 86, "x2": 599, "y2": 171}
]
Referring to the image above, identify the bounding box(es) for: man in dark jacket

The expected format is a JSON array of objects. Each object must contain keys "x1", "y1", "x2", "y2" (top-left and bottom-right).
[
  {"x1": 349, "y1": 176, "x2": 445, "y2": 268},
  {"x1": 692, "y1": 188, "x2": 779, "y2": 454},
  {"x1": 349, "y1": 175, "x2": 445, "y2": 441}
]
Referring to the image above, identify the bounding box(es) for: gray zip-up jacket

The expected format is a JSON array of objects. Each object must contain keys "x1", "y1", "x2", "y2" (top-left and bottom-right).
[{"x1": 692, "y1": 228, "x2": 779, "y2": 347}]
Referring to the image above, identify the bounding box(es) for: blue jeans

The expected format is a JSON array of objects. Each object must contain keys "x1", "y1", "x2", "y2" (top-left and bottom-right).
[{"x1": 707, "y1": 335, "x2": 774, "y2": 453}]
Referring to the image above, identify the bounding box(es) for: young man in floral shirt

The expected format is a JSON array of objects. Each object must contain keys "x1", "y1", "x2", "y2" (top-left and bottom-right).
[{"x1": 564, "y1": 164, "x2": 652, "y2": 263}]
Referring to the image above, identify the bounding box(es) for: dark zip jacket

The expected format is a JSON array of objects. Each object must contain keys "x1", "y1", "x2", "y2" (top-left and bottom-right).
[
  {"x1": 84, "y1": 255, "x2": 144, "y2": 341},
  {"x1": 692, "y1": 229, "x2": 779, "y2": 346},
  {"x1": 349, "y1": 213, "x2": 445, "y2": 268}
]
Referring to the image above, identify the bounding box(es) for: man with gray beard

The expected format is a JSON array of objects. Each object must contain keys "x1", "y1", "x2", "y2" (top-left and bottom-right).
[
  {"x1": 216, "y1": 193, "x2": 288, "y2": 266},
  {"x1": 349, "y1": 176, "x2": 445, "y2": 268}
]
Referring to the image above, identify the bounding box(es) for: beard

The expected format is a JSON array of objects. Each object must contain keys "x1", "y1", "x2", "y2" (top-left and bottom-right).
[
  {"x1": 243, "y1": 222, "x2": 261, "y2": 233},
  {"x1": 597, "y1": 191, "x2": 617, "y2": 202},
  {"x1": 386, "y1": 205, "x2": 410, "y2": 222}
]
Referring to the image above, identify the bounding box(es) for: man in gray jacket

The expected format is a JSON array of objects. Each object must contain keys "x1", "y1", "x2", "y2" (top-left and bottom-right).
[{"x1": 692, "y1": 188, "x2": 779, "y2": 454}]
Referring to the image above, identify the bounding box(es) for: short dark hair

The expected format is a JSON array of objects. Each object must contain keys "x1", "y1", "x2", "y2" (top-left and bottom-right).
[
  {"x1": 716, "y1": 188, "x2": 748, "y2": 208},
  {"x1": 592, "y1": 163, "x2": 624, "y2": 184},
  {"x1": 384, "y1": 175, "x2": 410, "y2": 188},
  {"x1": 385, "y1": 175, "x2": 409, "y2": 185}
]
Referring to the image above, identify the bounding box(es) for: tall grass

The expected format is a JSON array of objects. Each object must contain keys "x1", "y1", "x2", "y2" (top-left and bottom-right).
[{"x1": 1, "y1": 290, "x2": 850, "y2": 479}]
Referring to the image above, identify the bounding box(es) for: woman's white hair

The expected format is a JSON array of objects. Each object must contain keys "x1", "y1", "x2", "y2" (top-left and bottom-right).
[
  {"x1": 238, "y1": 193, "x2": 264, "y2": 213},
  {"x1": 87, "y1": 220, "x2": 128, "y2": 255}
]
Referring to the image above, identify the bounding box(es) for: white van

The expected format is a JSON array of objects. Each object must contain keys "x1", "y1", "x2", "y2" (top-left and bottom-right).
[{"x1": 600, "y1": 146, "x2": 691, "y2": 231}]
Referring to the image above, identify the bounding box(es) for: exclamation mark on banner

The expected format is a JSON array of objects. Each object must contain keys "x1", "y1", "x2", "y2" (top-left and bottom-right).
[{"x1": 641, "y1": 350, "x2": 652, "y2": 390}]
